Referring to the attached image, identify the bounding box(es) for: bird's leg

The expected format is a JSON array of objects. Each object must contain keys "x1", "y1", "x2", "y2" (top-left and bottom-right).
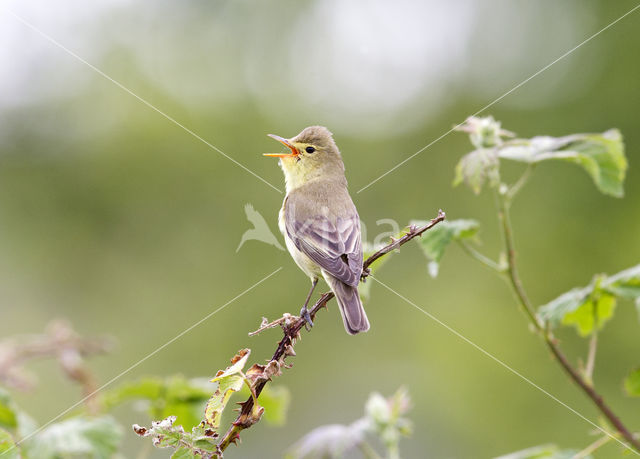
[{"x1": 300, "y1": 278, "x2": 318, "y2": 330}]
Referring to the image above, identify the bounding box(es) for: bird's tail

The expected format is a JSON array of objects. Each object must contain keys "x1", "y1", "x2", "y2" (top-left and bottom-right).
[{"x1": 324, "y1": 274, "x2": 370, "y2": 335}]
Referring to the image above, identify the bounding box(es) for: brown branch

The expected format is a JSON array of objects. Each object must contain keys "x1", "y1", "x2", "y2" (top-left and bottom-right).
[
  {"x1": 0, "y1": 320, "x2": 113, "y2": 413},
  {"x1": 495, "y1": 192, "x2": 640, "y2": 453},
  {"x1": 217, "y1": 209, "x2": 446, "y2": 453}
]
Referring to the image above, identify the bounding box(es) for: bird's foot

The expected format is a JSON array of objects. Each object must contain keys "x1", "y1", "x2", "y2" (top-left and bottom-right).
[{"x1": 299, "y1": 306, "x2": 314, "y2": 330}]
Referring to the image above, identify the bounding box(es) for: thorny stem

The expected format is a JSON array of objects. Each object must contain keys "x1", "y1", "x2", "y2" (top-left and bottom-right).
[
  {"x1": 493, "y1": 184, "x2": 640, "y2": 453},
  {"x1": 217, "y1": 210, "x2": 446, "y2": 454}
]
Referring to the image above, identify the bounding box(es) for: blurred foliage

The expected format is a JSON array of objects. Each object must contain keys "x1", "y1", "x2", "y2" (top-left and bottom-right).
[
  {"x1": 102, "y1": 375, "x2": 212, "y2": 430},
  {"x1": 453, "y1": 117, "x2": 626, "y2": 197},
  {"x1": 494, "y1": 443, "x2": 586, "y2": 459},
  {"x1": 24, "y1": 416, "x2": 122, "y2": 459},
  {"x1": 0, "y1": 339, "x2": 290, "y2": 458},
  {"x1": 539, "y1": 265, "x2": 640, "y2": 336},
  {"x1": 134, "y1": 347, "x2": 290, "y2": 457},
  {"x1": 287, "y1": 388, "x2": 411, "y2": 459},
  {"x1": 625, "y1": 368, "x2": 640, "y2": 397}
]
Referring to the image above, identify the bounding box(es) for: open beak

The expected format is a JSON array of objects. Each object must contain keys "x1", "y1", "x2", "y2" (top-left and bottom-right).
[{"x1": 264, "y1": 134, "x2": 299, "y2": 158}]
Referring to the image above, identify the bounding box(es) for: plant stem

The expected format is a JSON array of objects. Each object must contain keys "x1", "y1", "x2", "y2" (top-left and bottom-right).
[
  {"x1": 494, "y1": 190, "x2": 543, "y2": 331},
  {"x1": 358, "y1": 441, "x2": 384, "y2": 459},
  {"x1": 574, "y1": 434, "x2": 614, "y2": 459},
  {"x1": 458, "y1": 241, "x2": 503, "y2": 272},
  {"x1": 507, "y1": 164, "x2": 534, "y2": 201},
  {"x1": 494, "y1": 188, "x2": 640, "y2": 453},
  {"x1": 585, "y1": 328, "x2": 598, "y2": 385}
]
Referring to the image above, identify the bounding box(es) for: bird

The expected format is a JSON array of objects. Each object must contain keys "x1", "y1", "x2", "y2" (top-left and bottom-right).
[
  {"x1": 264, "y1": 126, "x2": 370, "y2": 335},
  {"x1": 236, "y1": 203, "x2": 285, "y2": 253}
]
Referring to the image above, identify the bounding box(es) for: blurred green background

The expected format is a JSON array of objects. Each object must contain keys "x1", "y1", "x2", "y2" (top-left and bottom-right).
[{"x1": 1, "y1": 0, "x2": 639, "y2": 457}]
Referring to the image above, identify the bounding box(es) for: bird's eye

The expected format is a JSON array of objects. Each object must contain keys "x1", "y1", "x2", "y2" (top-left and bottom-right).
[{"x1": 305, "y1": 146, "x2": 316, "y2": 154}]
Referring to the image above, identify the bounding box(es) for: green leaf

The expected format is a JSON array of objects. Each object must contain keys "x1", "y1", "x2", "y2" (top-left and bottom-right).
[
  {"x1": 453, "y1": 148, "x2": 500, "y2": 194},
  {"x1": 561, "y1": 294, "x2": 616, "y2": 337},
  {"x1": 102, "y1": 375, "x2": 211, "y2": 430},
  {"x1": 539, "y1": 264, "x2": 640, "y2": 335},
  {"x1": 25, "y1": 416, "x2": 122, "y2": 459},
  {"x1": 0, "y1": 428, "x2": 19, "y2": 459},
  {"x1": 172, "y1": 446, "x2": 198, "y2": 458},
  {"x1": 133, "y1": 416, "x2": 217, "y2": 456},
  {"x1": 0, "y1": 389, "x2": 18, "y2": 430},
  {"x1": 204, "y1": 349, "x2": 251, "y2": 429},
  {"x1": 494, "y1": 444, "x2": 585, "y2": 459},
  {"x1": 602, "y1": 264, "x2": 640, "y2": 299},
  {"x1": 412, "y1": 219, "x2": 480, "y2": 277},
  {"x1": 537, "y1": 287, "x2": 591, "y2": 325},
  {"x1": 538, "y1": 283, "x2": 616, "y2": 337},
  {"x1": 498, "y1": 129, "x2": 626, "y2": 197},
  {"x1": 624, "y1": 368, "x2": 640, "y2": 397},
  {"x1": 210, "y1": 348, "x2": 250, "y2": 382},
  {"x1": 101, "y1": 376, "x2": 164, "y2": 408}
]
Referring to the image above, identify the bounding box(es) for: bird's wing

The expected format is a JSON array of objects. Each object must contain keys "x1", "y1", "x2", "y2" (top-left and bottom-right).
[{"x1": 284, "y1": 195, "x2": 362, "y2": 287}]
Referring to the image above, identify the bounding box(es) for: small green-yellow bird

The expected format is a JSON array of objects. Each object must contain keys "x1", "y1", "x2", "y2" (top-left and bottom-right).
[{"x1": 264, "y1": 126, "x2": 370, "y2": 335}]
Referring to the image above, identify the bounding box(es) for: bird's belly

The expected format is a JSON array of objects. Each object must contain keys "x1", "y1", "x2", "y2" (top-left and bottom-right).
[
  {"x1": 284, "y1": 231, "x2": 321, "y2": 280},
  {"x1": 279, "y1": 207, "x2": 321, "y2": 280}
]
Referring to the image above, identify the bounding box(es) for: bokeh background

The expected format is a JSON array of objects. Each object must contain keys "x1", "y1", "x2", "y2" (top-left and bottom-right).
[{"x1": 1, "y1": 0, "x2": 639, "y2": 457}]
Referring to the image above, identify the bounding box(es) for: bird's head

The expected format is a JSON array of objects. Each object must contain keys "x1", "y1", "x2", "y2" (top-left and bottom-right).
[{"x1": 264, "y1": 126, "x2": 346, "y2": 191}]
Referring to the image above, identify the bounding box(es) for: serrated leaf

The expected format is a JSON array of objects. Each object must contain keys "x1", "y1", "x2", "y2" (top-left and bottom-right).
[
  {"x1": 561, "y1": 294, "x2": 616, "y2": 337},
  {"x1": 204, "y1": 377, "x2": 245, "y2": 429},
  {"x1": 539, "y1": 264, "x2": 640, "y2": 335},
  {"x1": 624, "y1": 368, "x2": 640, "y2": 397},
  {"x1": 498, "y1": 129, "x2": 626, "y2": 197},
  {"x1": 25, "y1": 416, "x2": 122, "y2": 459},
  {"x1": 602, "y1": 264, "x2": 640, "y2": 299},
  {"x1": 210, "y1": 349, "x2": 250, "y2": 383},
  {"x1": 539, "y1": 285, "x2": 616, "y2": 337},
  {"x1": 453, "y1": 148, "x2": 500, "y2": 194},
  {"x1": 134, "y1": 416, "x2": 217, "y2": 456},
  {"x1": 538, "y1": 287, "x2": 591, "y2": 325},
  {"x1": 0, "y1": 428, "x2": 19, "y2": 459},
  {"x1": 204, "y1": 349, "x2": 251, "y2": 429},
  {"x1": 494, "y1": 444, "x2": 585, "y2": 459},
  {"x1": 411, "y1": 219, "x2": 480, "y2": 277}
]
